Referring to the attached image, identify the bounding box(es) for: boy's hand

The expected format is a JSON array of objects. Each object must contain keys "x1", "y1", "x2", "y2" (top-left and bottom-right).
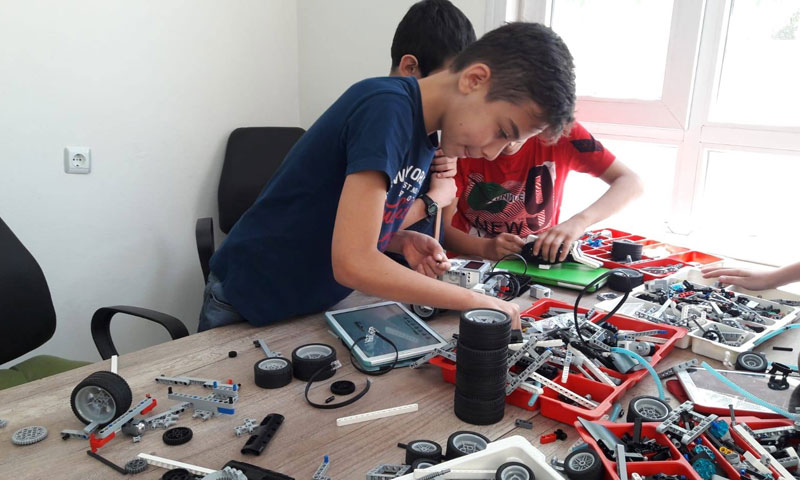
[
  {"x1": 430, "y1": 149, "x2": 457, "y2": 178},
  {"x1": 400, "y1": 231, "x2": 451, "y2": 278},
  {"x1": 428, "y1": 176, "x2": 457, "y2": 208},
  {"x1": 531, "y1": 218, "x2": 587, "y2": 263},
  {"x1": 701, "y1": 266, "x2": 778, "y2": 291},
  {"x1": 483, "y1": 233, "x2": 526, "y2": 261},
  {"x1": 483, "y1": 296, "x2": 522, "y2": 329}
]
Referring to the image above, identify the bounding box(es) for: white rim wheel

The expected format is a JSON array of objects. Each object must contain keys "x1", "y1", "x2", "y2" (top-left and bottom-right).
[
  {"x1": 464, "y1": 310, "x2": 507, "y2": 324},
  {"x1": 295, "y1": 344, "x2": 333, "y2": 359},
  {"x1": 569, "y1": 451, "x2": 596, "y2": 471},
  {"x1": 633, "y1": 397, "x2": 669, "y2": 421},
  {"x1": 258, "y1": 358, "x2": 289, "y2": 370},
  {"x1": 499, "y1": 465, "x2": 531, "y2": 480},
  {"x1": 453, "y1": 433, "x2": 488, "y2": 454},
  {"x1": 74, "y1": 386, "x2": 117, "y2": 424}
]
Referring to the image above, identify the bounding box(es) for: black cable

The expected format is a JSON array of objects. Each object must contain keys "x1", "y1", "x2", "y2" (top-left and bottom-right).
[
  {"x1": 573, "y1": 269, "x2": 633, "y2": 351},
  {"x1": 492, "y1": 252, "x2": 528, "y2": 276},
  {"x1": 304, "y1": 365, "x2": 371, "y2": 409},
  {"x1": 348, "y1": 329, "x2": 400, "y2": 376}
]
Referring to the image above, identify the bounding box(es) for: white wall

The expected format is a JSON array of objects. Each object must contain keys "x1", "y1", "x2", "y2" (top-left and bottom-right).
[
  {"x1": 0, "y1": 0, "x2": 300, "y2": 366},
  {"x1": 296, "y1": 0, "x2": 488, "y2": 128}
]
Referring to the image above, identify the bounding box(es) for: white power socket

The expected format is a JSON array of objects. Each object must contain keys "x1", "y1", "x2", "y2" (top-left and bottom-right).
[{"x1": 64, "y1": 146, "x2": 91, "y2": 174}]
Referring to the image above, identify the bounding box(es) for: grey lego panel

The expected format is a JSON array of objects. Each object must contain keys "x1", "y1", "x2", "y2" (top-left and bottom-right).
[{"x1": 366, "y1": 464, "x2": 410, "y2": 480}]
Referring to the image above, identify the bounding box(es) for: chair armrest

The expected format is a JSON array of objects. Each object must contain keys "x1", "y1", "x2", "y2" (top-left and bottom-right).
[
  {"x1": 196, "y1": 217, "x2": 215, "y2": 283},
  {"x1": 91, "y1": 306, "x2": 189, "y2": 360}
]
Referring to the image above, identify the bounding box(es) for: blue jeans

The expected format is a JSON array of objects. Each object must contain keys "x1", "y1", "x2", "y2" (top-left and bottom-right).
[{"x1": 198, "y1": 274, "x2": 245, "y2": 332}]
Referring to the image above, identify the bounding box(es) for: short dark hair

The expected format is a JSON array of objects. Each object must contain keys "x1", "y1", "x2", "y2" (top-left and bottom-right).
[
  {"x1": 451, "y1": 22, "x2": 576, "y2": 141},
  {"x1": 391, "y1": 0, "x2": 477, "y2": 77}
]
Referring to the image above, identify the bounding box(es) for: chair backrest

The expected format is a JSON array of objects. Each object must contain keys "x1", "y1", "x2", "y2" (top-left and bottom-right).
[
  {"x1": 0, "y1": 217, "x2": 57, "y2": 364},
  {"x1": 217, "y1": 127, "x2": 305, "y2": 233}
]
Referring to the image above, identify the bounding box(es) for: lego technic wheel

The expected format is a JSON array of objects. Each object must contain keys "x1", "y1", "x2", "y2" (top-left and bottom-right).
[
  {"x1": 564, "y1": 449, "x2": 603, "y2": 480},
  {"x1": 162, "y1": 426, "x2": 193, "y2": 446},
  {"x1": 445, "y1": 430, "x2": 490, "y2": 459},
  {"x1": 735, "y1": 351, "x2": 769, "y2": 373},
  {"x1": 124, "y1": 458, "x2": 148, "y2": 474},
  {"x1": 610, "y1": 239, "x2": 643, "y2": 262},
  {"x1": 459, "y1": 309, "x2": 511, "y2": 350},
  {"x1": 254, "y1": 357, "x2": 293, "y2": 389},
  {"x1": 411, "y1": 458, "x2": 440, "y2": 470},
  {"x1": 292, "y1": 343, "x2": 337, "y2": 381},
  {"x1": 411, "y1": 304, "x2": 440, "y2": 320},
  {"x1": 496, "y1": 461, "x2": 535, "y2": 480},
  {"x1": 403, "y1": 439, "x2": 443, "y2": 465},
  {"x1": 70, "y1": 371, "x2": 133, "y2": 426},
  {"x1": 626, "y1": 396, "x2": 671, "y2": 423},
  {"x1": 162, "y1": 468, "x2": 193, "y2": 480}
]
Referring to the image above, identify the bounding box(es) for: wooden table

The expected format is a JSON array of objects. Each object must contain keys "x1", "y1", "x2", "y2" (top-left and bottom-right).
[{"x1": 0, "y1": 287, "x2": 796, "y2": 480}]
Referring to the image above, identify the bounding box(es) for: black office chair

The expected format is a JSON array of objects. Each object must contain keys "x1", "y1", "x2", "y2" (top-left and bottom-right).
[
  {"x1": 0, "y1": 217, "x2": 189, "y2": 390},
  {"x1": 195, "y1": 127, "x2": 305, "y2": 282}
]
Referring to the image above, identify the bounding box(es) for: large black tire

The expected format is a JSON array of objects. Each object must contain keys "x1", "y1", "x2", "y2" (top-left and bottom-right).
[
  {"x1": 404, "y1": 439, "x2": 443, "y2": 465},
  {"x1": 454, "y1": 390, "x2": 505, "y2": 425},
  {"x1": 459, "y1": 309, "x2": 511, "y2": 350},
  {"x1": 455, "y1": 369, "x2": 507, "y2": 400},
  {"x1": 162, "y1": 469, "x2": 193, "y2": 480},
  {"x1": 736, "y1": 351, "x2": 769, "y2": 373},
  {"x1": 496, "y1": 461, "x2": 536, "y2": 480},
  {"x1": 626, "y1": 396, "x2": 671, "y2": 423},
  {"x1": 411, "y1": 304, "x2": 440, "y2": 320},
  {"x1": 564, "y1": 449, "x2": 603, "y2": 480},
  {"x1": 254, "y1": 357, "x2": 293, "y2": 389},
  {"x1": 70, "y1": 371, "x2": 133, "y2": 426},
  {"x1": 292, "y1": 344, "x2": 336, "y2": 381},
  {"x1": 611, "y1": 240, "x2": 643, "y2": 262},
  {"x1": 445, "y1": 430, "x2": 490, "y2": 459}
]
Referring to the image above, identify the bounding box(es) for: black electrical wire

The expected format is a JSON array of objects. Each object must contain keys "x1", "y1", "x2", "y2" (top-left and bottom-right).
[
  {"x1": 573, "y1": 268, "x2": 634, "y2": 351},
  {"x1": 492, "y1": 252, "x2": 528, "y2": 276},
  {"x1": 304, "y1": 365, "x2": 371, "y2": 410},
  {"x1": 348, "y1": 328, "x2": 400, "y2": 376}
]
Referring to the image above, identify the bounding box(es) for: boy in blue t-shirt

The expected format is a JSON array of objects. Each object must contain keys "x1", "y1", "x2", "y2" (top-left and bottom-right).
[{"x1": 200, "y1": 22, "x2": 577, "y2": 332}]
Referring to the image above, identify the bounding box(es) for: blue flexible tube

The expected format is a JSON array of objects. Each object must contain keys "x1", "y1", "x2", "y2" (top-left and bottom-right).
[
  {"x1": 610, "y1": 347, "x2": 665, "y2": 399},
  {"x1": 700, "y1": 361, "x2": 798, "y2": 421},
  {"x1": 752, "y1": 323, "x2": 800, "y2": 347},
  {"x1": 609, "y1": 402, "x2": 623, "y2": 422}
]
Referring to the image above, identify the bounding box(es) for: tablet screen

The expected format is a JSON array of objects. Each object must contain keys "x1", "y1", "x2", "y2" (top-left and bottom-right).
[{"x1": 329, "y1": 303, "x2": 443, "y2": 357}]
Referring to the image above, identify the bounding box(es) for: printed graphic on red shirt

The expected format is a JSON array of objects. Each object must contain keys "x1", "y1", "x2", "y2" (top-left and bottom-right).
[{"x1": 452, "y1": 123, "x2": 615, "y2": 239}]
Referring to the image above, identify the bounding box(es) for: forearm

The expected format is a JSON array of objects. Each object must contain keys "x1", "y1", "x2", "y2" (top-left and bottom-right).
[
  {"x1": 338, "y1": 250, "x2": 495, "y2": 311},
  {"x1": 769, "y1": 261, "x2": 800, "y2": 287},
  {"x1": 400, "y1": 199, "x2": 428, "y2": 229},
  {"x1": 443, "y1": 222, "x2": 489, "y2": 258},
  {"x1": 569, "y1": 174, "x2": 643, "y2": 227}
]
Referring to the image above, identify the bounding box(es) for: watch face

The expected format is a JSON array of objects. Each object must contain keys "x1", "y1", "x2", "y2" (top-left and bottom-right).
[{"x1": 427, "y1": 202, "x2": 438, "y2": 216}]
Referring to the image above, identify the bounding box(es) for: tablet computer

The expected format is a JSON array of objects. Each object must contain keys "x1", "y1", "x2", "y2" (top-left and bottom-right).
[{"x1": 325, "y1": 301, "x2": 448, "y2": 367}]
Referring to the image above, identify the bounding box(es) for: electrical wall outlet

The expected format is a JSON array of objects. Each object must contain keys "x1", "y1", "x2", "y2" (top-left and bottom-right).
[{"x1": 64, "y1": 147, "x2": 91, "y2": 174}]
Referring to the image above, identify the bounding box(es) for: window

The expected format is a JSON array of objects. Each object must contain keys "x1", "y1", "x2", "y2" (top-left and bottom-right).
[
  {"x1": 550, "y1": 0, "x2": 674, "y2": 100},
  {"x1": 711, "y1": 1, "x2": 800, "y2": 127}
]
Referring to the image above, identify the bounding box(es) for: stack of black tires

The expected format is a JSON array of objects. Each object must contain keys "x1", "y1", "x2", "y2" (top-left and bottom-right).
[{"x1": 454, "y1": 309, "x2": 511, "y2": 425}]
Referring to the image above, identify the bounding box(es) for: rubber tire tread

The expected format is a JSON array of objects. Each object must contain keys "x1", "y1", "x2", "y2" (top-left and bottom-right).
[
  {"x1": 453, "y1": 390, "x2": 505, "y2": 425},
  {"x1": 445, "y1": 430, "x2": 490, "y2": 459},
  {"x1": 496, "y1": 461, "x2": 536, "y2": 480},
  {"x1": 564, "y1": 449, "x2": 603, "y2": 480},
  {"x1": 292, "y1": 343, "x2": 336, "y2": 381},
  {"x1": 254, "y1": 357, "x2": 293, "y2": 389},
  {"x1": 625, "y1": 395, "x2": 672, "y2": 423},
  {"x1": 459, "y1": 309, "x2": 511, "y2": 350},
  {"x1": 70, "y1": 371, "x2": 133, "y2": 426},
  {"x1": 611, "y1": 240, "x2": 643, "y2": 262},
  {"x1": 404, "y1": 439, "x2": 443, "y2": 465}
]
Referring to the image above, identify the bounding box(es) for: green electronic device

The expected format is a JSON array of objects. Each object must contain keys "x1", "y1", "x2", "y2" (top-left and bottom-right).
[{"x1": 495, "y1": 260, "x2": 609, "y2": 292}]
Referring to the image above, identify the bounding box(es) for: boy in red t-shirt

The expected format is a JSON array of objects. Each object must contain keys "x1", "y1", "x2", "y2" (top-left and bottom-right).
[{"x1": 444, "y1": 122, "x2": 643, "y2": 262}]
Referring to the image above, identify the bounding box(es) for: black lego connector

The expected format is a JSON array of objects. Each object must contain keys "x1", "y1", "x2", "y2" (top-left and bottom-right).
[{"x1": 241, "y1": 413, "x2": 284, "y2": 456}]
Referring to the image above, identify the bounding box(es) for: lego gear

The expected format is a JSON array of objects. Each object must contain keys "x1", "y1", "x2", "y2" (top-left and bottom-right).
[
  {"x1": 292, "y1": 344, "x2": 336, "y2": 381},
  {"x1": 330, "y1": 380, "x2": 355, "y2": 395},
  {"x1": 124, "y1": 458, "x2": 148, "y2": 474},
  {"x1": 70, "y1": 371, "x2": 133, "y2": 426},
  {"x1": 459, "y1": 309, "x2": 511, "y2": 350},
  {"x1": 735, "y1": 351, "x2": 768, "y2": 373},
  {"x1": 403, "y1": 439, "x2": 443, "y2": 465},
  {"x1": 162, "y1": 426, "x2": 193, "y2": 446},
  {"x1": 445, "y1": 431, "x2": 490, "y2": 459},
  {"x1": 627, "y1": 396, "x2": 671, "y2": 423},
  {"x1": 162, "y1": 468, "x2": 193, "y2": 480},
  {"x1": 254, "y1": 357, "x2": 293, "y2": 389},
  {"x1": 11, "y1": 425, "x2": 48, "y2": 445},
  {"x1": 564, "y1": 449, "x2": 603, "y2": 480},
  {"x1": 495, "y1": 461, "x2": 535, "y2": 480}
]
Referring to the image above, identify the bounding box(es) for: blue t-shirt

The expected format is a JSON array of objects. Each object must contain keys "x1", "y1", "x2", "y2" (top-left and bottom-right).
[{"x1": 210, "y1": 77, "x2": 436, "y2": 326}]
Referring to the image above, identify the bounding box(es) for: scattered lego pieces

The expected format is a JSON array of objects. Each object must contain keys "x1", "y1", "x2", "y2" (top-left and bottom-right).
[
  {"x1": 228, "y1": 351, "x2": 238, "y2": 358},
  {"x1": 515, "y1": 419, "x2": 533, "y2": 429},
  {"x1": 540, "y1": 429, "x2": 567, "y2": 444},
  {"x1": 11, "y1": 426, "x2": 48, "y2": 446}
]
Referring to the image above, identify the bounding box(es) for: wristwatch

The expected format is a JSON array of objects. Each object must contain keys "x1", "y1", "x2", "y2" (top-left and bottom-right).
[{"x1": 420, "y1": 194, "x2": 439, "y2": 218}]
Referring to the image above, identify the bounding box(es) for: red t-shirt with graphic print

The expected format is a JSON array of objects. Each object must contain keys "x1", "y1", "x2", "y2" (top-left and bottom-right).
[{"x1": 452, "y1": 122, "x2": 615, "y2": 238}]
